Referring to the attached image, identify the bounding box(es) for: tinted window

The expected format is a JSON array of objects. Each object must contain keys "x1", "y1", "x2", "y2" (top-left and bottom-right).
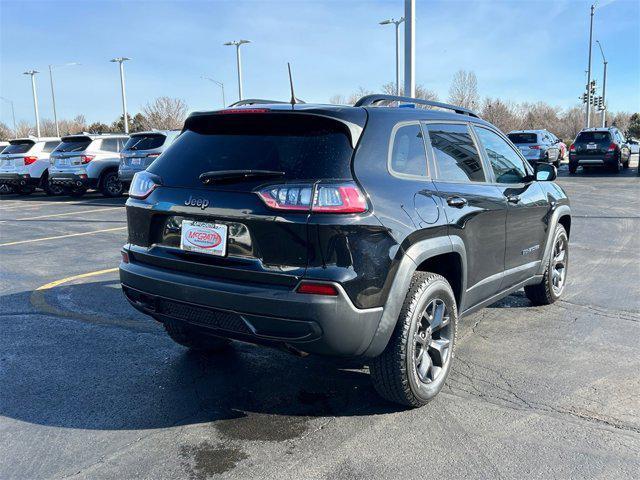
[
  {"x1": 149, "y1": 114, "x2": 353, "y2": 187},
  {"x1": 101, "y1": 138, "x2": 119, "y2": 152},
  {"x1": 2, "y1": 141, "x2": 34, "y2": 154},
  {"x1": 426, "y1": 123, "x2": 485, "y2": 182},
  {"x1": 123, "y1": 134, "x2": 166, "y2": 151},
  {"x1": 390, "y1": 123, "x2": 428, "y2": 176},
  {"x1": 475, "y1": 127, "x2": 528, "y2": 184},
  {"x1": 507, "y1": 133, "x2": 537, "y2": 144},
  {"x1": 575, "y1": 131, "x2": 611, "y2": 143},
  {"x1": 55, "y1": 137, "x2": 92, "y2": 152},
  {"x1": 42, "y1": 141, "x2": 60, "y2": 153}
]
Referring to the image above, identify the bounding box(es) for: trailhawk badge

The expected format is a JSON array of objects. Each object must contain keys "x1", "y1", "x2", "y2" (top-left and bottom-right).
[{"x1": 180, "y1": 220, "x2": 228, "y2": 256}]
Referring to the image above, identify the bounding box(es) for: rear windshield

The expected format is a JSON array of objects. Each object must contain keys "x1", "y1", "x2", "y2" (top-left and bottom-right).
[
  {"x1": 2, "y1": 140, "x2": 35, "y2": 154},
  {"x1": 575, "y1": 131, "x2": 611, "y2": 143},
  {"x1": 149, "y1": 114, "x2": 353, "y2": 187},
  {"x1": 507, "y1": 133, "x2": 537, "y2": 144},
  {"x1": 123, "y1": 134, "x2": 166, "y2": 151},
  {"x1": 55, "y1": 137, "x2": 93, "y2": 152}
]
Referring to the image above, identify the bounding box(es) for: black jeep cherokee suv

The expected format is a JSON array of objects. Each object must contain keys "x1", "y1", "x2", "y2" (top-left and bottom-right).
[{"x1": 120, "y1": 95, "x2": 571, "y2": 407}]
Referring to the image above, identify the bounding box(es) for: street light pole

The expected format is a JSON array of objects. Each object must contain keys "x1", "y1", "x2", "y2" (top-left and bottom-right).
[
  {"x1": 585, "y1": 4, "x2": 595, "y2": 127},
  {"x1": 379, "y1": 17, "x2": 405, "y2": 96},
  {"x1": 110, "y1": 57, "x2": 131, "y2": 134},
  {"x1": 0, "y1": 97, "x2": 17, "y2": 135},
  {"x1": 596, "y1": 40, "x2": 607, "y2": 128},
  {"x1": 49, "y1": 62, "x2": 80, "y2": 137},
  {"x1": 224, "y1": 40, "x2": 251, "y2": 101},
  {"x1": 202, "y1": 76, "x2": 226, "y2": 107},
  {"x1": 404, "y1": 0, "x2": 415, "y2": 98},
  {"x1": 23, "y1": 70, "x2": 41, "y2": 137}
]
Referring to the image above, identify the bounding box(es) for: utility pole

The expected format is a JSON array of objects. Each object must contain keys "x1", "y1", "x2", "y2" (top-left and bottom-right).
[
  {"x1": 379, "y1": 17, "x2": 405, "y2": 96},
  {"x1": 0, "y1": 97, "x2": 17, "y2": 135},
  {"x1": 49, "y1": 62, "x2": 80, "y2": 137},
  {"x1": 23, "y1": 70, "x2": 41, "y2": 137},
  {"x1": 202, "y1": 76, "x2": 226, "y2": 107},
  {"x1": 224, "y1": 40, "x2": 251, "y2": 101},
  {"x1": 596, "y1": 40, "x2": 607, "y2": 127},
  {"x1": 585, "y1": 4, "x2": 595, "y2": 127},
  {"x1": 110, "y1": 57, "x2": 131, "y2": 134},
  {"x1": 404, "y1": 0, "x2": 415, "y2": 98}
]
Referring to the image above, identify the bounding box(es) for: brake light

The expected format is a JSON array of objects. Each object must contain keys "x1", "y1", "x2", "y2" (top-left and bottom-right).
[
  {"x1": 129, "y1": 171, "x2": 161, "y2": 199},
  {"x1": 256, "y1": 182, "x2": 367, "y2": 214},
  {"x1": 296, "y1": 282, "x2": 338, "y2": 296},
  {"x1": 569, "y1": 144, "x2": 576, "y2": 151},
  {"x1": 81, "y1": 155, "x2": 94, "y2": 164},
  {"x1": 146, "y1": 153, "x2": 161, "y2": 158},
  {"x1": 529, "y1": 145, "x2": 541, "y2": 150},
  {"x1": 23, "y1": 156, "x2": 38, "y2": 165},
  {"x1": 607, "y1": 143, "x2": 616, "y2": 152},
  {"x1": 217, "y1": 108, "x2": 270, "y2": 115}
]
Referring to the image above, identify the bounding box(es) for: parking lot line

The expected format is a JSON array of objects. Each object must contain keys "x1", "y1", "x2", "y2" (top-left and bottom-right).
[
  {"x1": 0, "y1": 226, "x2": 127, "y2": 247},
  {"x1": 35, "y1": 268, "x2": 120, "y2": 291},
  {"x1": 0, "y1": 207, "x2": 121, "y2": 223}
]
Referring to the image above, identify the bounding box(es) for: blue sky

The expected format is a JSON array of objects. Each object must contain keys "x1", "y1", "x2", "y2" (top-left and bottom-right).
[{"x1": 1, "y1": 0, "x2": 638, "y2": 126}]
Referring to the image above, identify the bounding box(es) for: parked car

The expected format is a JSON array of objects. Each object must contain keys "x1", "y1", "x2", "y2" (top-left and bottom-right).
[
  {"x1": 548, "y1": 131, "x2": 567, "y2": 162},
  {"x1": 119, "y1": 95, "x2": 571, "y2": 407},
  {"x1": 118, "y1": 130, "x2": 180, "y2": 189},
  {"x1": 507, "y1": 130, "x2": 562, "y2": 167},
  {"x1": 49, "y1": 133, "x2": 129, "y2": 197},
  {"x1": 627, "y1": 138, "x2": 639, "y2": 155},
  {"x1": 568, "y1": 127, "x2": 631, "y2": 174},
  {"x1": 0, "y1": 137, "x2": 61, "y2": 195}
]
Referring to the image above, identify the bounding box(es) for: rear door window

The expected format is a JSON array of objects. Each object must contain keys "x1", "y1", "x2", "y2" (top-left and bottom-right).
[
  {"x1": 475, "y1": 127, "x2": 529, "y2": 184},
  {"x1": 123, "y1": 134, "x2": 166, "y2": 151},
  {"x1": 424, "y1": 123, "x2": 485, "y2": 183},
  {"x1": 2, "y1": 141, "x2": 35, "y2": 154},
  {"x1": 100, "y1": 138, "x2": 119, "y2": 152},
  {"x1": 389, "y1": 123, "x2": 428, "y2": 177},
  {"x1": 148, "y1": 113, "x2": 354, "y2": 188}
]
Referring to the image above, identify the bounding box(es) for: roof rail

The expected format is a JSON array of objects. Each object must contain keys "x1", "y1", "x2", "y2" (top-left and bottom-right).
[
  {"x1": 354, "y1": 94, "x2": 480, "y2": 118},
  {"x1": 228, "y1": 98, "x2": 291, "y2": 107}
]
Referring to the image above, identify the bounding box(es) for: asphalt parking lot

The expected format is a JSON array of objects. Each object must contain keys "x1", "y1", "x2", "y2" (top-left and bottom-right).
[{"x1": 1, "y1": 159, "x2": 639, "y2": 480}]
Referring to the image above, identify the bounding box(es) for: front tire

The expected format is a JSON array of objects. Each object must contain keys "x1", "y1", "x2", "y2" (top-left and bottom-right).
[
  {"x1": 525, "y1": 224, "x2": 568, "y2": 305},
  {"x1": 163, "y1": 317, "x2": 231, "y2": 353},
  {"x1": 370, "y1": 272, "x2": 457, "y2": 407},
  {"x1": 569, "y1": 163, "x2": 577, "y2": 174}
]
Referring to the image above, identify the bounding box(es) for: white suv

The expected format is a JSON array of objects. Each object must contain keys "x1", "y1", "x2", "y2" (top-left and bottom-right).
[
  {"x1": 49, "y1": 133, "x2": 129, "y2": 197},
  {"x1": 0, "y1": 137, "x2": 61, "y2": 195}
]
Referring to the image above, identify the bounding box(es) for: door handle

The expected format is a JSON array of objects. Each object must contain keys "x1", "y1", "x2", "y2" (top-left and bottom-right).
[
  {"x1": 447, "y1": 196, "x2": 467, "y2": 208},
  {"x1": 506, "y1": 194, "x2": 521, "y2": 204}
]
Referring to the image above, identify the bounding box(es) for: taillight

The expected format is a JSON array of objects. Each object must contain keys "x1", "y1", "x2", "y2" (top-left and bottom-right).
[
  {"x1": 569, "y1": 144, "x2": 576, "y2": 151},
  {"x1": 129, "y1": 170, "x2": 161, "y2": 199},
  {"x1": 256, "y1": 182, "x2": 367, "y2": 214},
  {"x1": 607, "y1": 143, "x2": 616, "y2": 152},
  {"x1": 81, "y1": 155, "x2": 94, "y2": 164},
  {"x1": 296, "y1": 282, "x2": 339, "y2": 296},
  {"x1": 23, "y1": 156, "x2": 38, "y2": 165},
  {"x1": 529, "y1": 145, "x2": 541, "y2": 150}
]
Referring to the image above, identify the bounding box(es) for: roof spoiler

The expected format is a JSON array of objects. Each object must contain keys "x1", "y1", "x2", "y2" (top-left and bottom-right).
[
  {"x1": 227, "y1": 98, "x2": 306, "y2": 107},
  {"x1": 354, "y1": 94, "x2": 480, "y2": 118}
]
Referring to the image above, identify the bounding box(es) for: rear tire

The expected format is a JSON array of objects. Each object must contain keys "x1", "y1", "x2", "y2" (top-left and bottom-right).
[
  {"x1": 100, "y1": 171, "x2": 123, "y2": 197},
  {"x1": 370, "y1": 272, "x2": 457, "y2": 407},
  {"x1": 163, "y1": 317, "x2": 231, "y2": 353},
  {"x1": 569, "y1": 164, "x2": 577, "y2": 174},
  {"x1": 525, "y1": 224, "x2": 568, "y2": 306}
]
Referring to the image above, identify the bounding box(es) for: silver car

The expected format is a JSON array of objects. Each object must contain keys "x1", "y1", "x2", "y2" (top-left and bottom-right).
[
  {"x1": 49, "y1": 133, "x2": 129, "y2": 197},
  {"x1": 507, "y1": 130, "x2": 562, "y2": 167},
  {"x1": 118, "y1": 130, "x2": 180, "y2": 187},
  {"x1": 0, "y1": 137, "x2": 61, "y2": 195}
]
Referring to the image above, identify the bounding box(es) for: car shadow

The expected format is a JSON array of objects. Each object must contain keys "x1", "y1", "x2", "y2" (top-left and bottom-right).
[
  {"x1": 0, "y1": 191, "x2": 128, "y2": 205},
  {"x1": 0, "y1": 281, "x2": 403, "y2": 437}
]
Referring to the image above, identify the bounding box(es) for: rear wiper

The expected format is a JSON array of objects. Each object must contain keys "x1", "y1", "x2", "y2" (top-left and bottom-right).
[{"x1": 199, "y1": 169, "x2": 286, "y2": 185}]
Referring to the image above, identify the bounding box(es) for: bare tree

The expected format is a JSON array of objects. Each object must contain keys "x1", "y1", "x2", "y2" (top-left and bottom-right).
[
  {"x1": 0, "y1": 122, "x2": 12, "y2": 141},
  {"x1": 448, "y1": 70, "x2": 479, "y2": 111},
  {"x1": 141, "y1": 97, "x2": 188, "y2": 130},
  {"x1": 329, "y1": 94, "x2": 348, "y2": 105},
  {"x1": 481, "y1": 98, "x2": 519, "y2": 133},
  {"x1": 346, "y1": 87, "x2": 374, "y2": 106},
  {"x1": 58, "y1": 115, "x2": 87, "y2": 136},
  {"x1": 610, "y1": 111, "x2": 632, "y2": 133},
  {"x1": 15, "y1": 120, "x2": 33, "y2": 138},
  {"x1": 381, "y1": 82, "x2": 439, "y2": 103}
]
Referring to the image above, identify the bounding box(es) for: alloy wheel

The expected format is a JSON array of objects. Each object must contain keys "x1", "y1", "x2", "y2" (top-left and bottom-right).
[
  {"x1": 413, "y1": 298, "x2": 452, "y2": 383},
  {"x1": 551, "y1": 235, "x2": 568, "y2": 295}
]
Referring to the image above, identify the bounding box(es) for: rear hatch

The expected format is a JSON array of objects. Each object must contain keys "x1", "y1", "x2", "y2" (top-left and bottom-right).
[
  {"x1": 120, "y1": 133, "x2": 167, "y2": 170},
  {"x1": 507, "y1": 133, "x2": 540, "y2": 158},
  {"x1": 0, "y1": 140, "x2": 35, "y2": 172},
  {"x1": 50, "y1": 136, "x2": 93, "y2": 169},
  {"x1": 128, "y1": 110, "x2": 363, "y2": 286},
  {"x1": 573, "y1": 131, "x2": 612, "y2": 157}
]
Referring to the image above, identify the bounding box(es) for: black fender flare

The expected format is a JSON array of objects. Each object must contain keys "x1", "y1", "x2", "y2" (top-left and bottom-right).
[
  {"x1": 361, "y1": 236, "x2": 467, "y2": 358},
  {"x1": 537, "y1": 204, "x2": 571, "y2": 275}
]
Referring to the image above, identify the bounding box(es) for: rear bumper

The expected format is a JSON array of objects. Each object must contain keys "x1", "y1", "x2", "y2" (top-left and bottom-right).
[
  {"x1": 49, "y1": 173, "x2": 98, "y2": 189},
  {"x1": 117, "y1": 168, "x2": 138, "y2": 184},
  {"x1": 119, "y1": 249, "x2": 384, "y2": 358},
  {"x1": 0, "y1": 173, "x2": 38, "y2": 186},
  {"x1": 569, "y1": 155, "x2": 616, "y2": 166}
]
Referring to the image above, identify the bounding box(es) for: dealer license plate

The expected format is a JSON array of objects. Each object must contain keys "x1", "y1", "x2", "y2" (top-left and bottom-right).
[{"x1": 180, "y1": 220, "x2": 228, "y2": 256}]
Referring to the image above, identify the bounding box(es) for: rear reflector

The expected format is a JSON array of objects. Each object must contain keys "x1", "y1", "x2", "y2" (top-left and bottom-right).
[
  {"x1": 256, "y1": 181, "x2": 367, "y2": 214},
  {"x1": 296, "y1": 282, "x2": 339, "y2": 296},
  {"x1": 217, "y1": 108, "x2": 270, "y2": 115},
  {"x1": 23, "y1": 156, "x2": 38, "y2": 165}
]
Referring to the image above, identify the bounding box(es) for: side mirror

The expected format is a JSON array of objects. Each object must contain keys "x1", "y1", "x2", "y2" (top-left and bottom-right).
[{"x1": 535, "y1": 162, "x2": 557, "y2": 181}]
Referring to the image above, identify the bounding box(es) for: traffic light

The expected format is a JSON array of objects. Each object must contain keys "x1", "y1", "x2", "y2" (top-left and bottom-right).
[
  {"x1": 590, "y1": 80, "x2": 597, "y2": 95},
  {"x1": 581, "y1": 93, "x2": 588, "y2": 103}
]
